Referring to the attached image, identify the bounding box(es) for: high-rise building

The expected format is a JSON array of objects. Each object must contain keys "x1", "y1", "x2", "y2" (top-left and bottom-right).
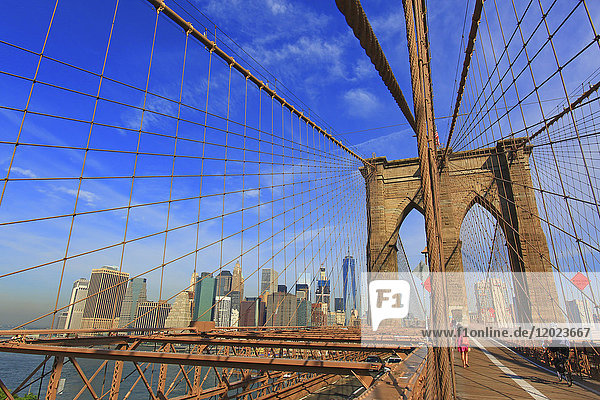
[
  {"x1": 134, "y1": 301, "x2": 171, "y2": 331},
  {"x1": 311, "y1": 303, "x2": 326, "y2": 327},
  {"x1": 231, "y1": 309, "x2": 239, "y2": 327},
  {"x1": 118, "y1": 277, "x2": 147, "y2": 328},
  {"x1": 566, "y1": 299, "x2": 593, "y2": 324},
  {"x1": 297, "y1": 299, "x2": 311, "y2": 327},
  {"x1": 240, "y1": 298, "x2": 265, "y2": 326},
  {"x1": 240, "y1": 300, "x2": 256, "y2": 326},
  {"x1": 232, "y1": 262, "x2": 244, "y2": 300},
  {"x1": 230, "y1": 291, "x2": 241, "y2": 312},
  {"x1": 342, "y1": 254, "x2": 357, "y2": 323},
  {"x1": 266, "y1": 292, "x2": 296, "y2": 326},
  {"x1": 193, "y1": 273, "x2": 216, "y2": 322},
  {"x1": 315, "y1": 266, "x2": 330, "y2": 311},
  {"x1": 334, "y1": 296, "x2": 345, "y2": 325},
  {"x1": 64, "y1": 278, "x2": 89, "y2": 330},
  {"x1": 56, "y1": 311, "x2": 68, "y2": 330},
  {"x1": 81, "y1": 266, "x2": 129, "y2": 330},
  {"x1": 190, "y1": 272, "x2": 199, "y2": 294},
  {"x1": 164, "y1": 291, "x2": 193, "y2": 328},
  {"x1": 327, "y1": 312, "x2": 337, "y2": 326},
  {"x1": 296, "y1": 283, "x2": 309, "y2": 301},
  {"x1": 165, "y1": 272, "x2": 198, "y2": 328},
  {"x1": 260, "y1": 268, "x2": 278, "y2": 298},
  {"x1": 215, "y1": 270, "x2": 232, "y2": 297},
  {"x1": 334, "y1": 298, "x2": 344, "y2": 312},
  {"x1": 214, "y1": 296, "x2": 232, "y2": 327}
]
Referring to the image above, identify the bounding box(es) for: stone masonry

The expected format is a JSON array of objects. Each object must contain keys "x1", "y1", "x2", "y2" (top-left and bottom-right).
[{"x1": 360, "y1": 138, "x2": 561, "y2": 323}]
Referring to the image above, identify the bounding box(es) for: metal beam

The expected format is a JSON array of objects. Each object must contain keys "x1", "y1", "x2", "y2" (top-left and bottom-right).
[
  {"x1": 133, "y1": 362, "x2": 159, "y2": 400},
  {"x1": 0, "y1": 343, "x2": 381, "y2": 375},
  {"x1": 0, "y1": 377, "x2": 15, "y2": 400},
  {"x1": 31, "y1": 335, "x2": 410, "y2": 352},
  {"x1": 45, "y1": 356, "x2": 64, "y2": 400},
  {"x1": 12, "y1": 356, "x2": 50, "y2": 396},
  {"x1": 69, "y1": 358, "x2": 99, "y2": 400}
]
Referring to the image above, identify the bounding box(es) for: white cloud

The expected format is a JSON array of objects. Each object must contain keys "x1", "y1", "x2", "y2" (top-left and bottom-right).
[
  {"x1": 352, "y1": 58, "x2": 374, "y2": 80},
  {"x1": 370, "y1": 12, "x2": 403, "y2": 37},
  {"x1": 56, "y1": 186, "x2": 99, "y2": 204},
  {"x1": 246, "y1": 189, "x2": 260, "y2": 198},
  {"x1": 248, "y1": 36, "x2": 346, "y2": 80},
  {"x1": 343, "y1": 88, "x2": 380, "y2": 117},
  {"x1": 9, "y1": 167, "x2": 37, "y2": 178},
  {"x1": 266, "y1": 0, "x2": 288, "y2": 15},
  {"x1": 353, "y1": 128, "x2": 414, "y2": 160}
]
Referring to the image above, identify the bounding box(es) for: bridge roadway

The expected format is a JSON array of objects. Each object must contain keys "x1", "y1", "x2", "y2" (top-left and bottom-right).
[{"x1": 455, "y1": 342, "x2": 600, "y2": 399}]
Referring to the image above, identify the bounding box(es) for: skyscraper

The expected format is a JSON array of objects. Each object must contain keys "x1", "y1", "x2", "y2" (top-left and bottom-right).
[
  {"x1": 240, "y1": 297, "x2": 265, "y2": 326},
  {"x1": 190, "y1": 272, "x2": 199, "y2": 295},
  {"x1": 297, "y1": 299, "x2": 311, "y2": 327},
  {"x1": 193, "y1": 273, "x2": 216, "y2": 322},
  {"x1": 56, "y1": 312, "x2": 68, "y2": 330},
  {"x1": 566, "y1": 299, "x2": 593, "y2": 324},
  {"x1": 215, "y1": 270, "x2": 232, "y2": 297},
  {"x1": 64, "y1": 278, "x2": 89, "y2": 330},
  {"x1": 240, "y1": 300, "x2": 257, "y2": 327},
  {"x1": 260, "y1": 268, "x2": 278, "y2": 298},
  {"x1": 165, "y1": 272, "x2": 197, "y2": 329},
  {"x1": 296, "y1": 283, "x2": 309, "y2": 301},
  {"x1": 164, "y1": 291, "x2": 193, "y2": 328},
  {"x1": 81, "y1": 266, "x2": 129, "y2": 330},
  {"x1": 311, "y1": 303, "x2": 326, "y2": 327},
  {"x1": 214, "y1": 296, "x2": 232, "y2": 327},
  {"x1": 232, "y1": 262, "x2": 244, "y2": 299},
  {"x1": 118, "y1": 277, "x2": 147, "y2": 328},
  {"x1": 230, "y1": 291, "x2": 241, "y2": 312},
  {"x1": 334, "y1": 298, "x2": 344, "y2": 312},
  {"x1": 315, "y1": 266, "x2": 330, "y2": 310},
  {"x1": 134, "y1": 301, "x2": 171, "y2": 332},
  {"x1": 342, "y1": 254, "x2": 357, "y2": 323},
  {"x1": 266, "y1": 291, "x2": 296, "y2": 326}
]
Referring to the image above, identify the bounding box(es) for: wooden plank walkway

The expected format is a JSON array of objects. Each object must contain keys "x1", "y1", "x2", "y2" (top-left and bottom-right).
[{"x1": 455, "y1": 343, "x2": 600, "y2": 399}]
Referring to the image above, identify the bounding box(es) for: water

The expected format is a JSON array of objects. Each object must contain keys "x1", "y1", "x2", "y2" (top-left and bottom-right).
[{"x1": 0, "y1": 352, "x2": 218, "y2": 400}]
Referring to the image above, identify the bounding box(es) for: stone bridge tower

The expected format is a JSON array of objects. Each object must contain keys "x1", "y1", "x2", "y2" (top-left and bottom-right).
[{"x1": 361, "y1": 138, "x2": 560, "y2": 323}]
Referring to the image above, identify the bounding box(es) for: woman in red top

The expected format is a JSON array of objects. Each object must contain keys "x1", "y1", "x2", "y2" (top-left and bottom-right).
[{"x1": 457, "y1": 325, "x2": 470, "y2": 367}]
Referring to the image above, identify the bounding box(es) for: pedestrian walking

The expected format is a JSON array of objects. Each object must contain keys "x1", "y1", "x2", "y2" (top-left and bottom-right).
[{"x1": 457, "y1": 325, "x2": 470, "y2": 367}]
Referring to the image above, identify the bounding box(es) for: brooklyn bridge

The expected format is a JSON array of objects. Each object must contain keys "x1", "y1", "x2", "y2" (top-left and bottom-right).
[{"x1": 1, "y1": 0, "x2": 600, "y2": 399}]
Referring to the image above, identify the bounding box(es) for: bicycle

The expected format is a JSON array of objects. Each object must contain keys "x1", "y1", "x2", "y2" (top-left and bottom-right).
[{"x1": 551, "y1": 348, "x2": 573, "y2": 387}]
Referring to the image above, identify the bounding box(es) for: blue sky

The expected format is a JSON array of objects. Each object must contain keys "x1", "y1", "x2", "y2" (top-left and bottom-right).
[
  {"x1": 0, "y1": 0, "x2": 449, "y2": 327},
  {"x1": 1, "y1": 0, "x2": 598, "y2": 327}
]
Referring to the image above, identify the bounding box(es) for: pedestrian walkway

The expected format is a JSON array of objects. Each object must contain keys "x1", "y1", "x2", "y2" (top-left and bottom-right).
[{"x1": 455, "y1": 343, "x2": 600, "y2": 399}]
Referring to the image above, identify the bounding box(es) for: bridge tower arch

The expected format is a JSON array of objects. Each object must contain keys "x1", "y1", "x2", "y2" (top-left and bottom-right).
[{"x1": 361, "y1": 138, "x2": 560, "y2": 323}]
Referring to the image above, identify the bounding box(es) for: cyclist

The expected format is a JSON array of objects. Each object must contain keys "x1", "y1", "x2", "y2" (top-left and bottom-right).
[{"x1": 548, "y1": 336, "x2": 572, "y2": 386}]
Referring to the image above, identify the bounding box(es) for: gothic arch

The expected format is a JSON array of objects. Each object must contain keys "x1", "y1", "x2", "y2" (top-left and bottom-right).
[{"x1": 361, "y1": 138, "x2": 560, "y2": 323}]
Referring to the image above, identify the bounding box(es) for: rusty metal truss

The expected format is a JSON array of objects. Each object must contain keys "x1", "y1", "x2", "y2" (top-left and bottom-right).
[{"x1": 0, "y1": 327, "x2": 415, "y2": 400}]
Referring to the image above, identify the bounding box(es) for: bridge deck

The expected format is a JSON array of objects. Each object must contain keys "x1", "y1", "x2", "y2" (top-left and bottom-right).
[{"x1": 455, "y1": 344, "x2": 600, "y2": 399}]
